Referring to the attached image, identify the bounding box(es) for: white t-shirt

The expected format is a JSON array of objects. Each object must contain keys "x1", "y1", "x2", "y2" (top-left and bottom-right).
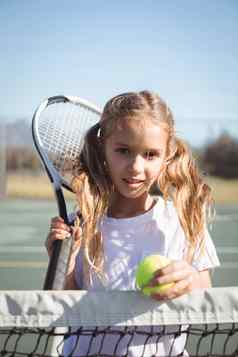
[{"x1": 63, "y1": 197, "x2": 220, "y2": 356}]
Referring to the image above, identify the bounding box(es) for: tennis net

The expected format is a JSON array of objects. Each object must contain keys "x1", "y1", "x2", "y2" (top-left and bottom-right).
[{"x1": 0, "y1": 287, "x2": 238, "y2": 357}]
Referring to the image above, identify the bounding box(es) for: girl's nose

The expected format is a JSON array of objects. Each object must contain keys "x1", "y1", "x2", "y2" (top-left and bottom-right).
[{"x1": 128, "y1": 155, "x2": 144, "y2": 173}]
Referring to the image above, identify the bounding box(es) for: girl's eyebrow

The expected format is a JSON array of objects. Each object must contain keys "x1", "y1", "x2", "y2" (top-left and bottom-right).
[
  {"x1": 114, "y1": 142, "x2": 129, "y2": 147},
  {"x1": 114, "y1": 142, "x2": 162, "y2": 152}
]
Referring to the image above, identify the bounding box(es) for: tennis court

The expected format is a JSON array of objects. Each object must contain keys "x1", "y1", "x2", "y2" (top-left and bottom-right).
[
  {"x1": 0, "y1": 198, "x2": 238, "y2": 356},
  {"x1": 0, "y1": 198, "x2": 238, "y2": 290}
]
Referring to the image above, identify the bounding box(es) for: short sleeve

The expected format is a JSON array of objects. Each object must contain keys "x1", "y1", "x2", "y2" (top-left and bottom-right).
[{"x1": 191, "y1": 229, "x2": 220, "y2": 272}]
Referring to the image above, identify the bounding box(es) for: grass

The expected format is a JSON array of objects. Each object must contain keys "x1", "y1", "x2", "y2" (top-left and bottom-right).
[
  {"x1": 206, "y1": 176, "x2": 238, "y2": 205},
  {"x1": 6, "y1": 172, "x2": 74, "y2": 200},
  {"x1": 5, "y1": 172, "x2": 238, "y2": 204}
]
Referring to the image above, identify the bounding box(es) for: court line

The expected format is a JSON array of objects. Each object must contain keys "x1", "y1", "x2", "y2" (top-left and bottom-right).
[
  {"x1": 217, "y1": 262, "x2": 238, "y2": 269},
  {"x1": 0, "y1": 246, "x2": 45, "y2": 253},
  {"x1": 217, "y1": 247, "x2": 238, "y2": 254},
  {"x1": 215, "y1": 214, "x2": 238, "y2": 222},
  {"x1": 0, "y1": 261, "x2": 47, "y2": 268}
]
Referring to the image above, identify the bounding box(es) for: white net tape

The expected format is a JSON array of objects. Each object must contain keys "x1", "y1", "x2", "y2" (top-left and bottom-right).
[{"x1": 1, "y1": 288, "x2": 237, "y2": 328}]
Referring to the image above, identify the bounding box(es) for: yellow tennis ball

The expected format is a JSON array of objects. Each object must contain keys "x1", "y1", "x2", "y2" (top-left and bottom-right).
[{"x1": 136, "y1": 254, "x2": 174, "y2": 296}]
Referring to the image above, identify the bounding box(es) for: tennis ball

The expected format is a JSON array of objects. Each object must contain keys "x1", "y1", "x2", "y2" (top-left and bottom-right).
[{"x1": 136, "y1": 254, "x2": 174, "y2": 296}]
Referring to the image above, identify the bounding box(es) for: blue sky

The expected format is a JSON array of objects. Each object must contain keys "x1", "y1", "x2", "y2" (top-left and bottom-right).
[{"x1": 0, "y1": 0, "x2": 237, "y2": 145}]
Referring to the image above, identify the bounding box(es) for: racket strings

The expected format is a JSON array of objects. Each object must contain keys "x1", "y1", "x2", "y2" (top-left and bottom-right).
[{"x1": 38, "y1": 102, "x2": 100, "y2": 184}]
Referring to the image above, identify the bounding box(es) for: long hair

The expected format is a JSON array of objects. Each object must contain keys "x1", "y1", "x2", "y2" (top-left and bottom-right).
[{"x1": 72, "y1": 91, "x2": 212, "y2": 284}]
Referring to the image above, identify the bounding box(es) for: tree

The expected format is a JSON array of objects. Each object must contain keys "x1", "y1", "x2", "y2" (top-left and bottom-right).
[{"x1": 201, "y1": 133, "x2": 238, "y2": 178}]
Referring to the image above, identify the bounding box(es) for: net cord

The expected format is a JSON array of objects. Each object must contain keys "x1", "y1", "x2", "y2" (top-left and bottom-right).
[{"x1": 1, "y1": 287, "x2": 238, "y2": 328}]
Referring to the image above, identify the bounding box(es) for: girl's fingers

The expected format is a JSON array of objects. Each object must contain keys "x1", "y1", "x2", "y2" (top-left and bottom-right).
[
  {"x1": 148, "y1": 267, "x2": 180, "y2": 286},
  {"x1": 157, "y1": 261, "x2": 185, "y2": 276},
  {"x1": 173, "y1": 279, "x2": 191, "y2": 294},
  {"x1": 148, "y1": 262, "x2": 179, "y2": 286},
  {"x1": 167, "y1": 279, "x2": 191, "y2": 299},
  {"x1": 46, "y1": 227, "x2": 82, "y2": 257},
  {"x1": 45, "y1": 229, "x2": 71, "y2": 254},
  {"x1": 151, "y1": 279, "x2": 190, "y2": 301},
  {"x1": 151, "y1": 269, "x2": 193, "y2": 285},
  {"x1": 51, "y1": 222, "x2": 71, "y2": 232},
  {"x1": 46, "y1": 216, "x2": 83, "y2": 257},
  {"x1": 51, "y1": 216, "x2": 65, "y2": 226},
  {"x1": 50, "y1": 229, "x2": 71, "y2": 239},
  {"x1": 51, "y1": 216, "x2": 64, "y2": 221},
  {"x1": 149, "y1": 261, "x2": 198, "y2": 286},
  {"x1": 50, "y1": 217, "x2": 71, "y2": 231}
]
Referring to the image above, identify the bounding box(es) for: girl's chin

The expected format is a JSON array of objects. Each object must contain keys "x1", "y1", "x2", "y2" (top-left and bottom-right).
[{"x1": 116, "y1": 187, "x2": 149, "y2": 200}]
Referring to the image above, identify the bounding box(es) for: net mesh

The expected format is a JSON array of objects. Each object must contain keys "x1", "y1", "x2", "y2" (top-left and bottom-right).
[
  {"x1": 1, "y1": 324, "x2": 238, "y2": 357},
  {"x1": 0, "y1": 288, "x2": 238, "y2": 357}
]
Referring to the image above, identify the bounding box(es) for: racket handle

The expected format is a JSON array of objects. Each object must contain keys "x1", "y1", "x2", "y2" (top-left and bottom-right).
[
  {"x1": 44, "y1": 187, "x2": 72, "y2": 290},
  {"x1": 43, "y1": 237, "x2": 72, "y2": 290},
  {"x1": 43, "y1": 240, "x2": 62, "y2": 289}
]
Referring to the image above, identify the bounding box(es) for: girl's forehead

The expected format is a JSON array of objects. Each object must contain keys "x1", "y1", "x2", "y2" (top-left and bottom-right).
[
  {"x1": 107, "y1": 118, "x2": 168, "y2": 148},
  {"x1": 115, "y1": 117, "x2": 166, "y2": 134}
]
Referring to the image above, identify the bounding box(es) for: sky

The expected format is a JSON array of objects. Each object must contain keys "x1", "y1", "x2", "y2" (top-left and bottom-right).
[{"x1": 0, "y1": 0, "x2": 237, "y2": 145}]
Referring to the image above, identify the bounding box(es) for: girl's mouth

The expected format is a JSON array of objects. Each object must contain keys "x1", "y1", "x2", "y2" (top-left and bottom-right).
[{"x1": 123, "y1": 178, "x2": 144, "y2": 184}]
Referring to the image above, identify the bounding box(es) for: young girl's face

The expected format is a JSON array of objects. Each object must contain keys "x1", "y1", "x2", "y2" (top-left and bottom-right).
[{"x1": 104, "y1": 118, "x2": 168, "y2": 199}]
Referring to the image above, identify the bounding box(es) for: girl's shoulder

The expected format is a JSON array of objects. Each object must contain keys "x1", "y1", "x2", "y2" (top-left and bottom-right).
[
  {"x1": 154, "y1": 196, "x2": 179, "y2": 222},
  {"x1": 152, "y1": 197, "x2": 183, "y2": 243}
]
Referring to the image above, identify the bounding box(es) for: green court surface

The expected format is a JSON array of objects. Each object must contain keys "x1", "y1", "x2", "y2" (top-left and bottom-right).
[{"x1": 0, "y1": 199, "x2": 238, "y2": 290}]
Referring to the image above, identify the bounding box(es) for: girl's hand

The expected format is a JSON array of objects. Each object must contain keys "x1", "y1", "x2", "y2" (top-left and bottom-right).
[
  {"x1": 45, "y1": 216, "x2": 82, "y2": 257},
  {"x1": 147, "y1": 260, "x2": 201, "y2": 301}
]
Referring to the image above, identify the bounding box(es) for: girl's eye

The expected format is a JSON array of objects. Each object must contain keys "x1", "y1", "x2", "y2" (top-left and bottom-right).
[
  {"x1": 116, "y1": 148, "x2": 130, "y2": 155},
  {"x1": 145, "y1": 151, "x2": 159, "y2": 160}
]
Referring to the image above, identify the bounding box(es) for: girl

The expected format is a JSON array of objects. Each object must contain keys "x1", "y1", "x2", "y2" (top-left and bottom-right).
[{"x1": 46, "y1": 90, "x2": 220, "y2": 356}]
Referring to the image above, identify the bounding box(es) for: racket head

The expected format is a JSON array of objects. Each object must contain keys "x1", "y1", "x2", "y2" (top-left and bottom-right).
[{"x1": 32, "y1": 95, "x2": 102, "y2": 192}]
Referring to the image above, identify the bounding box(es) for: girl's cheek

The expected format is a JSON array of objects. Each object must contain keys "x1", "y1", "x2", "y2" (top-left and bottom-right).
[{"x1": 149, "y1": 164, "x2": 163, "y2": 178}]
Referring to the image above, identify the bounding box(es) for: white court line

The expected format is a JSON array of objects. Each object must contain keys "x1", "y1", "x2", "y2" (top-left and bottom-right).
[
  {"x1": 215, "y1": 214, "x2": 238, "y2": 222},
  {"x1": 0, "y1": 246, "x2": 45, "y2": 253},
  {"x1": 217, "y1": 262, "x2": 238, "y2": 269},
  {"x1": 217, "y1": 247, "x2": 238, "y2": 254},
  {"x1": 0, "y1": 261, "x2": 47, "y2": 268}
]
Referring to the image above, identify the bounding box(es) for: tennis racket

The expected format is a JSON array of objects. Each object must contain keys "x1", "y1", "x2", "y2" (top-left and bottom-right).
[{"x1": 32, "y1": 95, "x2": 102, "y2": 290}]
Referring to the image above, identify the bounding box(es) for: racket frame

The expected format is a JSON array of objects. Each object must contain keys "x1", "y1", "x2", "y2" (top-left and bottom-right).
[{"x1": 32, "y1": 95, "x2": 101, "y2": 289}]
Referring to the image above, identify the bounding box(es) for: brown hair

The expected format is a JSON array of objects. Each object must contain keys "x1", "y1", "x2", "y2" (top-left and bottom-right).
[{"x1": 72, "y1": 90, "x2": 212, "y2": 284}]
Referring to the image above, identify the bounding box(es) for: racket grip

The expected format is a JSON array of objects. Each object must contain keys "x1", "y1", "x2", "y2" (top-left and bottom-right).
[
  {"x1": 43, "y1": 240, "x2": 62, "y2": 289},
  {"x1": 44, "y1": 237, "x2": 73, "y2": 290},
  {"x1": 44, "y1": 188, "x2": 72, "y2": 290}
]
